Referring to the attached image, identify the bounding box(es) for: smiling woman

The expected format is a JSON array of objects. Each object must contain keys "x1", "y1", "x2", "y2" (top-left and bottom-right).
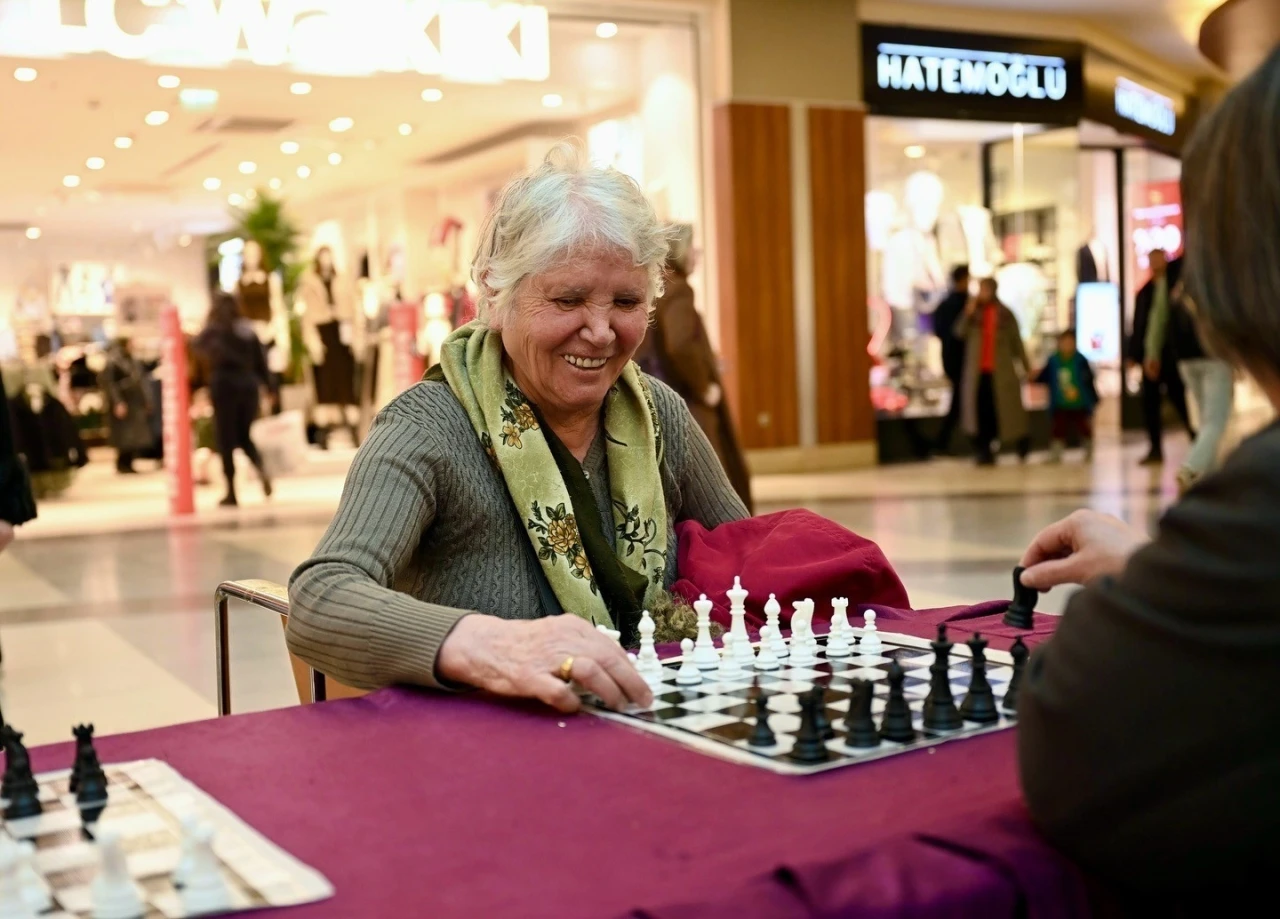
[{"x1": 286, "y1": 141, "x2": 749, "y2": 714}]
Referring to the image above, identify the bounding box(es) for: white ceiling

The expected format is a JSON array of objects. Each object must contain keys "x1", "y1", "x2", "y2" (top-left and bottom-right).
[{"x1": 0, "y1": 14, "x2": 663, "y2": 240}]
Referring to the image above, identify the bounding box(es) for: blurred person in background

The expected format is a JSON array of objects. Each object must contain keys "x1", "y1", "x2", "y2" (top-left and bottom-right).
[
  {"x1": 1129, "y1": 248, "x2": 1195, "y2": 465},
  {"x1": 954, "y1": 277, "x2": 1030, "y2": 465},
  {"x1": 633, "y1": 223, "x2": 752, "y2": 512},
  {"x1": 1036, "y1": 329, "x2": 1098, "y2": 463},
  {"x1": 100, "y1": 336, "x2": 154, "y2": 474},
  {"x1": 195, "y1": 293, "x2": 273, "y2": 507},
  {"x1": 930, "y1": 264, "x2": 970, "y2": 455},
  {"x1": 1, "y1": 368, "x2": 37, "y2": 555}
]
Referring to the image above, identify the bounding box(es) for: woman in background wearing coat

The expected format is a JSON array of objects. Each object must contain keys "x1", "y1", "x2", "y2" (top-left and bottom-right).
[
  {"x1": 633, "y1": 224, "x2": 753, "y2": 513},
  {"x1": 100, "y1": 337, "x2": 154, "y2": 474},
  {"x1": 954, "y1": 278, "x2": 1031, "y2": 465}
]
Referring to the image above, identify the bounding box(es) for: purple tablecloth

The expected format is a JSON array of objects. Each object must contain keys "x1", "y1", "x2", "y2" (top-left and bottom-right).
[{"x1": 27, "y1": 609, "x2": 1087, "y2": 919}]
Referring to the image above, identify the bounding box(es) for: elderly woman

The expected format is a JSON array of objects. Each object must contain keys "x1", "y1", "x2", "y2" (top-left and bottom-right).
[
  {"x1": 1015, "y1": 47, "x2": 1280, "y2": 904},
  {"x1": 287, "y1": 144, "x2": 748, "y2": 713}
]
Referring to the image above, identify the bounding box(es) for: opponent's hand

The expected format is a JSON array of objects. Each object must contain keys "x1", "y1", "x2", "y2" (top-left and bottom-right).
[
  {"x1": 435, "y1": 614, "x2": 653, "y2": 714},
  {"x1": 1019, "y1": 510, "x2": 1148, "y2": 591}
]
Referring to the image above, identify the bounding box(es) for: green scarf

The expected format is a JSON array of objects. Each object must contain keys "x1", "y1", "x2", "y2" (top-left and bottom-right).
[{"x1": 432, "y1": 322, "x2": 669, "y2": 636}]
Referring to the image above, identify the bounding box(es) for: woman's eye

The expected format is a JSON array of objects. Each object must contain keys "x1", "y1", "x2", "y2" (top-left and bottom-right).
[
  {"x1": 554, "y1": 298, "x2": 582, "y2": 307},
  {"x1": 615, "y1": 299, "x2": 640, "y2": 309}
]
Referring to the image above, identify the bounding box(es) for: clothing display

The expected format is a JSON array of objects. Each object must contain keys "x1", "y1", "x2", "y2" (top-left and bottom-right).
[
  {"x1": 313, "y1": 320, "x2": 357, "y2": 407},
  {"x1": 5, "y1": 378, "x2": 87, "y2": 499},
  {"x1": 237, "y1": 276, "x2": 273, "y2": 323},
  {"x1": 0, "y1": 370, "x2": 37, "y2": 526}
]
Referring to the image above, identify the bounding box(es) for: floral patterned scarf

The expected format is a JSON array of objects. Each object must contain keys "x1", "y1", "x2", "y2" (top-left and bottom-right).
[{"x1": 433, "y1": 322, "x2": 669, "y2": 633}]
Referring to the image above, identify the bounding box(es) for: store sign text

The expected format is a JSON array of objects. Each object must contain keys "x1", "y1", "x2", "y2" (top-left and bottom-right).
[
  {"x1": 1114, "y1": 77, "x2": 1176, "y2": 137},
  {"x1": 876, "y1": 43, "x2": 1068, "y2": 101},
  {"x1": 15, "y1": 0, "x2": 550, "y2": 82}
]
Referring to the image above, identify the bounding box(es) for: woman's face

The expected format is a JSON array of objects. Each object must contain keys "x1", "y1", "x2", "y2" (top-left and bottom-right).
[
  {"x1": 243, "y1": 240, "x2": 262, "y2": 270},
  {"x1": 317, "y1": 248, "x2": 333, "y2": 272},
  {"x1": 498, "y1": 248, "x2": 649, "y2": 421}
]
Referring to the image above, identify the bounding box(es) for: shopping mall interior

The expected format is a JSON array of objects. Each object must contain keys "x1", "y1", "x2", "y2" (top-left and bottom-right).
[{"x1": 1, "y1": 0, "x2": 1277, "y2": 914}]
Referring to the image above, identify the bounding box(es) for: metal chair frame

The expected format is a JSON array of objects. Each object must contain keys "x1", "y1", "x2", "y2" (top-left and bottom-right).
[{"x1": 214, "y1": 579, "x2": 327, "y2": 716}]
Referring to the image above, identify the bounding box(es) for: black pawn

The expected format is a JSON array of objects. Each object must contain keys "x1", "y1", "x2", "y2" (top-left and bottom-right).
[
  {"x1": 922, "y1": 624, "x2": 963, "y2": 732},
  {"x1": 74, "y1": 733, "x2": 108, "y2": 808},
  {"x1": 879, "y1": 661, "x2": 917, "y2": 742},
  {"x1": 70, "y1": 723, "x2": 96, "y2": 794},
  {"x1": 1003, "y1": 566, "x2": 1037, "y2": 630},
  {"x1": 790, "y1": 691, "x2": 830, "y2": 764},
  {"x1": 747, "y1": 694, "x2": 776, "y2": 747},
  {"x1": 2, "y1": 726, "x2": 43, "y2": 820},
  {"x1": 843, "y1": 680, "x2": 881, "y2": 748},
  {"x1": 809, "y1": 686, "x2": 835, "y2": 741},
  {"x1": 1002, "y1": 637, "x2": 1030, "y2": 714},
  {"x1": 959, "y1": 634, "x2": 1000, "y2": 724}
]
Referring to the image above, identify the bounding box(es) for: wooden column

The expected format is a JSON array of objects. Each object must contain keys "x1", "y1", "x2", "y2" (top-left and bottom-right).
[
  {"x1": 808, "y1": 106, "x2": 873, "y2": 443},
  {"x1": 712, "y1": 102, "x2": 799, "y2": 450}
]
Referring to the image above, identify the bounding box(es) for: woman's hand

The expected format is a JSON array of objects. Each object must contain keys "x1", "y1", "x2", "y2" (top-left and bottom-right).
[
  {"x1": 1019, "y1": 510, "x2": 1149, "y2": 591},
  {"x1": 436, "y1": 613, "x2": 654, "y2": 713}
]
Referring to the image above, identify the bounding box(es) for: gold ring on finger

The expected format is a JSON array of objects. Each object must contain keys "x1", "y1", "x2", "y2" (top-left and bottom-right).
[{"x1": 557, "y1": 656, "x2": 575, "y2": 683}]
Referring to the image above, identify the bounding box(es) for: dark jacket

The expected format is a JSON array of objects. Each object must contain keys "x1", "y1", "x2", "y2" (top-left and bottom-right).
[
  {"x1": 100, "y1": 345, "x2": 154, "y2": 452},
  {"x1": 1018, "y1": 418, "x2": 1280, "y2": 903},
  {"x1": 1034, "y1": 352, "x2": 1098, "y2": 414},
  {"x1": 932, "y1": 289, "x2": 968, "y2": 379},
  {"x1": 195, "y1": 320, "x2": 270, "y2": 387},
  {"x1": 1129, "y1": 258, "x2": 1189, "y2": 364},
  {"x1": 0, "y1": 371, "x2": 37, "y2": 526}
]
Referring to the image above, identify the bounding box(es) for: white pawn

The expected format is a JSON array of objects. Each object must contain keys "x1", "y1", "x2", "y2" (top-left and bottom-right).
[
  {"x1": 675, "y1": 638, "x2": 702, "y2": 685},
  {"x1": 90, "y1": 831, "x2": 145, "y2": 919},
  {"x1": 15, "y1": 842, "x2": 49, "y2": 914},
  {"x1": 859, "y1": 610, "x2": 883, "y2": 654},
  {"x1": 753, "y1": 626, "x2": 781, "y2": 670},
  {"x1": 764, "y1": 594, "x2": 788, "y2": 658},
  {"x1": 179, "y1": 823, "x2": 232, "y2": 916},
  {"x1": 826, "y1": 598, "x2": 852, "y2": 657},
  {"x1": 0, "y1": 843, "x2": 36, "y2": 919},
  {"x1": 692, "y1": 594, "x2": 719, "y2": 670},
  {"x1": 716, "y1": 634, "x2": 745, "y2": 681}
]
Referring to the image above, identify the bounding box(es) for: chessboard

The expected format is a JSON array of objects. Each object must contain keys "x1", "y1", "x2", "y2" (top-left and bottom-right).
[
  {"x1": 1, "y1": 758, "x2": 332, "y2": 917},
  {"x1": 591, "y1": 627, "x2": 1026, "y2": 776}
]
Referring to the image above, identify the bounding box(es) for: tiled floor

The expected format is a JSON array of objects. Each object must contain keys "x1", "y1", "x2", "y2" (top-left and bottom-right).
[{"x1": 0, "y1": 411, "x2": 1261, "y2": 747}]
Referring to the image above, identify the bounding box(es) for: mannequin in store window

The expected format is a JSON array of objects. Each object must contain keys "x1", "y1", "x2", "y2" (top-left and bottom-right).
[
  {"x1": 298, "y1": 246, "x2": 361, "y2": 448},
  {"x1": 235, "y1": 240, "x2": 288, "y2": 386}
]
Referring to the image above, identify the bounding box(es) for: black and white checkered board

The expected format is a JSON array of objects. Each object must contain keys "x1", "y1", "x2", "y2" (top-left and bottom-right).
[
  {"x1": 591, "y1": 630, "x2": 1018, "y2": 775},
  {"x1": 1, "y1": 759, "x2": 332, "y2": 918}
]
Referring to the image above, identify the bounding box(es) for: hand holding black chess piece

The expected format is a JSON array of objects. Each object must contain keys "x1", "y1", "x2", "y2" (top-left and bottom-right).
[
  {"x1": 1003, "y1": 566, "x2": 1037, "y2": 630},
  {"x1": 959, "y1": 633, "x2": 1000, "y2": 724}
]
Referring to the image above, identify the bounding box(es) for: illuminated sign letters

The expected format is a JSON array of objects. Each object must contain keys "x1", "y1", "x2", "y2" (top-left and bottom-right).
[
  {"x1": 9, "y1": 0, "x2": 550, "y2": 82},
  {"x1": 876, "y1": 43, "x2": 1069, "y2": 102},
  {"x1": 1114, "y1": 76, "x2": 1176, "y2": 137}
]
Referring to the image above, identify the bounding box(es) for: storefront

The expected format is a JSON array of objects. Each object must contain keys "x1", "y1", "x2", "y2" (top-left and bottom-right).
[{"x1": 859, "y1": 23, "x2": 1196, "y2": 461}]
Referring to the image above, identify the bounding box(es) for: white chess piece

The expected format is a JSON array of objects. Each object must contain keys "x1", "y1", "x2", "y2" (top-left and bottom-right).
[
  {"x1": 789, "y1": 603, "x2": 817, "y2": 665},
  {"x1": 595, "y1": 624, "x2": 621, "y2": 645},
  {"x1": 172, "y1": 814, "x2": 200, "y2": 886},
  {"x1": 178, "y1": 823, "x2": 232, "y2": 915},
  {"x1": 716, "y1": 634, "x2": 745, "y2": 681},
  {"x1": 727, "y1": 576, "x2": 751, "y2": 655},
  {"x1": 826, "y1": 598, "x2": 852, "y2": 657},
  {"x1": 733, "y1": 627, "x2": 756, "y2": 666},
  {"x1": 90, "y1": 831, "x2": 145, "y2": 919},
  {"x1": 629, "y1": 652, "x2": 663, "y2": 692},
  {"x1": 859, "y1": 610, "x2": 883, "y2": 654},
  {"x1": 753, "y1": 626, "x2": 781, "y2": 670},
  {"x1": 802, "y1": 599, "x2": 821, "y2": 651},
  {"x1": 675, "y1": 638, "x2": 702, "y2": 685},
  {"x1": 15, "y1": 842, "x2": 49, "y2": 914},
  {"x1": 692, "y1": 594, "x2": 719, "y2": 670},
  {"x1": 764, "y1": 594, "x2": 788, "y2": 658},
  {"x1": 0, "y1": 843, "x2": 36, "y2": 919},
  {"x1": 636, "y1": 610, "x2": 661, "y2": 678}
]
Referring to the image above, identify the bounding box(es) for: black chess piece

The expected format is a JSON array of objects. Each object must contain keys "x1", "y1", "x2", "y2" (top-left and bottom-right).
[
  {"x1": 879, "y1": 661, "x2": 917, "y2": 743},
  {"x1": 747, "y1": 694, "x2": 777, "y2": 747},
  {"x1": 843, "y1": 680, "x2": 881, "y2": 748},
  {"x1": 789, "y1": 690, "x2": 830, "y2": 764},
  {"x1": 2, "y1": 726, "x2": 43, "y2": 820},
  {"x1": 74, "y1": 730, "x2": 108, "y2": 808},
  {"x1": 922, "y1": 624, "x2": 963, "y2": 732},
  {"x1": 1003, "y1": 566, "x2": 1037, "y2": 630},
  {"x1": 1002, "y1": 636, "x2": 1030, "y2": 714},
  {"x1": 958, "y1": 633, "x2": 1000, "y2": 724},
  {"x1": 809, "y1": 686, "x2": 835, "y2": 741},
  {"x1": 70, "y1": 723, "x2": 96, "y2": 794}
]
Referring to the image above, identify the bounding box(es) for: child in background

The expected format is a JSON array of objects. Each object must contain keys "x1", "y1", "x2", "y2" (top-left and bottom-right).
[{"x1": 1036, "y1": 329, "x2": 1099, "y2": 463}]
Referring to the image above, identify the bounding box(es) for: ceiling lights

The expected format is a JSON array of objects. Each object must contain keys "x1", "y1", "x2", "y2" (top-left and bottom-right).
[
  {"x1": 268, "y1": 177, "x2": 282, "y2": 190},
  {"x1": 290, "y1": 81, "x2": 312, "y2": 95},
  {"x1": 421, "y1": 88, "x2": 443, "y2": 102},
  {"x1": 297, "y1": 165, "x2": 311, "y2": 179},
  {"x1": 178, "y1": 234, "x2": 192, "y2": 248},
  {"x1": 904, "y1": 145, "x2": 926, "y2": 159},
  {"x1": 596, "y1": 22, "x2": 619, "y2": 39},
  {"x1": 63, "y1": 175, "x2": 81, "y2": 188},
  {"x1": 280, "y1": 140, "x2": 300, "y2": 155},
  {"x1": 25, "y1": 227, "x2": 41, "y2": 240},
  {"x1": 158, "y1": 74, "x2": 181, "y2": 89},
  {"x1": 203, "y1": 177, "x2": 221, "y2": 191},
  {"x1": 328, "y1": 152, "x2": 342, "y2": 166},
  {"x1": 114, "y1": 136, "x2": 133, "y2": 149},
  {"x1": 228, "y1": 193, "x2": 245, "y2": 207},
  {"x1": 144, "y1": 110, "x2": 170, "y2": 126},
  {"x1": 398, "y1": 123, "x2": 413, "y2": 136},
  {"x1": 239, "y1": 161, "x2": 257, "y2": 174},
  {"x1": 541, "y1": 93, "x2": 563, "y2": 108},
  {"x1": 86, "y1": 157, "x2": 105, "y2": 170},
  {"x1": 13, "y1": 67, "x2": 37, "y2": 82},
  {"x1": 329, "y1": 116, "x2": 353, "y2": 132}
]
